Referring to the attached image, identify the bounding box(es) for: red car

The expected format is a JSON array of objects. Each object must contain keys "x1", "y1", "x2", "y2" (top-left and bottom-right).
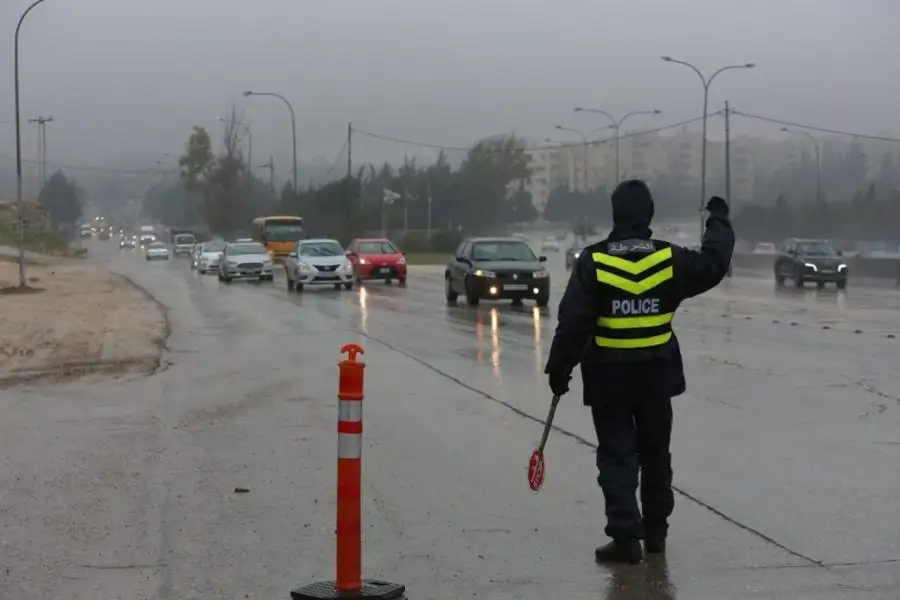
[{"x1": 347, "y1": 238, "x2": 407, "y2": 285}]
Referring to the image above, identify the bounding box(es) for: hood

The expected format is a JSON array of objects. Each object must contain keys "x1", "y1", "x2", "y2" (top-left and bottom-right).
[
  {"x1": 227, "y1": 253, "x2": 271, "y2": 262},
  {"x1": 473, "y1": 259, "x2": 543, "y2": 272},
  {"x1": 609, "y1": 179, "x2": 654, "y2": 241},
  {"x1": 297, "y1": 254, "x2": 347, "y2": 266},
  {"x1": 800, "y1": 254, "x2": 844, "y2": 265},
  {"x1": 200, "y1": 251, "x2": 222, "y2": 259}
]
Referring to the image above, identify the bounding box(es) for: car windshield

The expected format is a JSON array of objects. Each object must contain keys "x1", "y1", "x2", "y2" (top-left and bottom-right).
[
  {"x1": 229, "y1": 243, "x2": 267, "y2": 254},
  {"x1": 298, "y1": 241, "x2": 343, "y2": 257},
  {"x1": 148, "y1": 242, "x2": 165, "y2": 249},
  {"x1": 203, "y1": 242, "x2": 226, "y2": 252},
  {"x1": 265, "y1": 223, "x2": 305, "y2": 242},
  {"x1": 358, "y1": 241, "x2": 397, "y2": 254},
  {"x1": 472, "y1": 241, "x2": 536, "y2": 262},
  {"x1": 796, "y1": 242, "x2": 838, "y2": 257}
]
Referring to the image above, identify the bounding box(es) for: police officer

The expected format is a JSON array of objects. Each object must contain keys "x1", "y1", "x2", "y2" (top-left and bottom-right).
[{"x1": 545, "y1": 179, "x2": 734, "y2": 564}]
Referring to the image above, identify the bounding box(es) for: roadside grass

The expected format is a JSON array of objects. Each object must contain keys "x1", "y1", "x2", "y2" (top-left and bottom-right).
[
  {"x1": 404, "y1": 252, "x2": 449, "y2": 265},
  {"x1": 0, "y1": 285, "x2": 43, "y2": 295},
  {"x1": 0, "y1": 226, "x2": 87, "y2": 258}
]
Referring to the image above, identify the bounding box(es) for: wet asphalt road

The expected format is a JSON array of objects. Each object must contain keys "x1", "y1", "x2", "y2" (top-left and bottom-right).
[{"x1": 2, "y1": 242, "x2": 899, "y2": 599}]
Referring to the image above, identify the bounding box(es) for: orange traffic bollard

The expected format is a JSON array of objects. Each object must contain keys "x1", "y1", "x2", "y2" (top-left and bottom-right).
[{"x1": 291, "y1": 344, "x2": 406, "y2": 600}]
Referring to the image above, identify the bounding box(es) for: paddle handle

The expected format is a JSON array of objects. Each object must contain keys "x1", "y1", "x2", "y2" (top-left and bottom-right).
[{"x1": 537, "y1": 395, "x2": 561, "y2": 454}]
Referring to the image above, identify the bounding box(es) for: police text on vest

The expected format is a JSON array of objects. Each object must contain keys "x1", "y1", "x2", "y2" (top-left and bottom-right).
[{"x1": 611, "y1": 298, "x2": 660, "y2": 315}]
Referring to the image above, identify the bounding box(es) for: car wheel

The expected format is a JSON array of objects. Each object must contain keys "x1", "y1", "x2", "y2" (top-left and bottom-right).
[
  {"x1": 267, "y1": 274, "x2": 274, "y2": 281},
  {"x1": 837, "y1": 279, "x2": 847, "y2": 290},
  {"x1": 464, "y1": 276, "x2": 480, "y2": 306},
  {"x1": 223, "y1": 275, "x2": 232, "y2": 283},
  {"x1": 385, "y1": 278, "x2": 392, "y2": 285},
  {"x1": 295, "y1": 283, "x2": 304, "y2": 293},
  {"x1": 218, "y1": 271, "x2": 223, "y2": 281},
  {"x1": 817, "y1": 281, "x2": 825, "y2": 289},
  {"x1": 334, "y1": 283, "x2": 342, "y2": 291},
  {"x1": 445, "y1": 274, "x2": 458, "y2": 303},
  {"x1": 793, "y1": 270, "x2": 804, "y2": 288},
  {"x1": 398, "y1": 277, "x2": 407, "y2": 287},
  {"x1": 775, "y1": 272, "x2": 785, "y2": 286},
  {"x1": 536, "y1": 293, "x2": 550, "y2": 308},
  {"x1": 343, "y1": 282, "x2": 353, "y2": 291},
  {"x1": 286, "y1": 272, "x2": 295, "y2": 291}
]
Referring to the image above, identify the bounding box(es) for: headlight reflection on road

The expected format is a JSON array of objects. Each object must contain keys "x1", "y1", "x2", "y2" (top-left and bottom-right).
[
  {"x1": 358, "y1": 286, "x2": 368, "y2": 333},
  {"x1": 490, "y1": 308, "x2": 501, "y2": 381},
  {"x1": 533, "y1": 306, "x2": 543, "y2": 373}
]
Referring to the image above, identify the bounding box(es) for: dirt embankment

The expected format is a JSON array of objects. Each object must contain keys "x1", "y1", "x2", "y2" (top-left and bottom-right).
[{"x1": 0, "y1": 260, "x2": 167, "y2": 388}]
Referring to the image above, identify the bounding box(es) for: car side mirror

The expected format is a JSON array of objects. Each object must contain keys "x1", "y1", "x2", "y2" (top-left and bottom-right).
[
  {"x1": 837, "y1": 250, "x2": 843, "y2": 256},
  {"x1": 346, "y1": 251, "x2": 358, "y2": 259},
  {"x1": 456, "y1": 256, "x2": 469, "y2": 264},
  {"x1": 538, "y1": 256, "x2": 547, "y2": 262}
]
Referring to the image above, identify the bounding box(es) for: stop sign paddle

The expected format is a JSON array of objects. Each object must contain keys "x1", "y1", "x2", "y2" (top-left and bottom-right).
[{"x1": 528, "y1": 395, "x2": 561, "y2": 492}]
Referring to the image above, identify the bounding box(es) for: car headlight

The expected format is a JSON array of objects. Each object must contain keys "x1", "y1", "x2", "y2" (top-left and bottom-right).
[
  {"x1": 533, "y1": 270, "x2": 549, "y2": 278},
  {"x1": 225, "y1": 260, "x2": 237, "y2": 267},
  {"x1": 337, "y1": 261, "x2": 352, "y2": 272},
  {"x1": 804, "y1": 262, "x2": 818, "y2": 271},
  {"x1": 573, "y1": 251, "x2": 581, "y2": 259},
  {"x1": 359, "y1": 257, "x2": 368, "y2": 265},
  {"x1": 838, "y1": 264, "x2": 847, "y2": 271},
  {"x1": 474, "y1": 269, "x2": 496, "y2": 278},
  {"x1": 397, "y1": 256, "x2": 406, "y2": 265},
  {"x1": 296, "y1": 262, "x2": 314, "y2": 272}
]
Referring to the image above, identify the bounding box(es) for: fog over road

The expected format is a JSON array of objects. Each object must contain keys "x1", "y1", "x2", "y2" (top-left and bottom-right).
[{"x1": 2, "y1": 242, "x2": 899, "y2": 599}]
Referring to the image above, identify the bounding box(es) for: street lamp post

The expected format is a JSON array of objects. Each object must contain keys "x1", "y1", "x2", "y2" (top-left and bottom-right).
[
  {"x1": 554, "y1": 126, "x2": 588, "y2": 191},
  {"x1": 573, "y1": 107, "x2": 662, "y2": 186},
  {"x1": 243, "y1": 90, "x2": 297, "y2": 193},
  {"x1": 14, "y1": 0, "x2": 50, "y2": 288},
  {"x1": 661, "y1": 56, "x2": 755, "y2": 242},
  {"x1": 782, "y1": 127, "x2": 821, "y2": 203}
]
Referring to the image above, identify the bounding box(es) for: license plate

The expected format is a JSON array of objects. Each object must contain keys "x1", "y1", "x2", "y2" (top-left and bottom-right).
[
  {"x1": 504, "y1": 284, "x2": 527, "y2": 291},
  {"x1": 377, "y1": 267, "x2": 391, "y2": 275}
]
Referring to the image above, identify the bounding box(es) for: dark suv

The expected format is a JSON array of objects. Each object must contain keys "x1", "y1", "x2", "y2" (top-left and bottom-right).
[{"x1": 774, "y1": 238, "x2": 847, "y2": 289}]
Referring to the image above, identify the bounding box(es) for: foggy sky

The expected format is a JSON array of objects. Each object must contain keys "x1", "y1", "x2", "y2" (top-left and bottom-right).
[{"x1": 2, "y1": 0, "x2": 899, "y2": 176}]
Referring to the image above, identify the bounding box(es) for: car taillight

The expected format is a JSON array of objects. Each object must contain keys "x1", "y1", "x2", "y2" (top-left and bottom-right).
[{"x1": 397, "y1": 256, "x2": 406, "y2": 265}]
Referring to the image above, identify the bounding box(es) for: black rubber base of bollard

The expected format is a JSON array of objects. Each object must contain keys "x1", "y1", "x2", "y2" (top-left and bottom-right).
[{"x1": 291, "y1": 580, "x2": 406, "y2": 599}]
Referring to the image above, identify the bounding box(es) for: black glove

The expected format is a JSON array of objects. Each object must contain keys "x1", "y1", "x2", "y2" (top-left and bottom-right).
[
  {"x1": 706, "y1": 196, "x2": 729, "y2": 217},
  {"x1": 547, "y1": 368, "x2": 572, "y2": 397}
]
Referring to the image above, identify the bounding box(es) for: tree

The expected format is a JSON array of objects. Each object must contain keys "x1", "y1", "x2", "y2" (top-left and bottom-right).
[
  {"x1": 506, "y1": 183, "x2": 538, "y2": 223},
  {"x1": 141, "y1": 181, "x2": 203, "y2": 227},
  {"x1": 37, "y1": 170, "x2": 82, "y2": 229},
  {"x1": 179, "y1": 126, "x2": 215, "y2": 191}
]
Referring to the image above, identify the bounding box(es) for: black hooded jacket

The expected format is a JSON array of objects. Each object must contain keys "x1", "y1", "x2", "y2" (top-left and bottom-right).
[{"x1": 545, "y1": 179, "x2": 735, "y2": 402}]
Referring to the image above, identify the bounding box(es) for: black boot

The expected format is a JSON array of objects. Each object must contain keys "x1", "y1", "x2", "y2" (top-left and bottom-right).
[
  {"x1": 644, "y1": 537, "x2": 666, "y2": 554},
  {"x1": 594, "y1": 539, "x2": 643, "y2": 565}
]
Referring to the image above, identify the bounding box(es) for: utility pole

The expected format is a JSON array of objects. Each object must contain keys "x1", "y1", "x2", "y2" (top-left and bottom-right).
[
  {"x1": 346, "y1": 123, "x2": 353, "y2": 236},
  {"x1": 427, "y1": 176, "x2": 433, "y2": 241},
  {"x1": 402, "y1": 154, "x2": 409, "y2": 236},
  {"x1": 259, "y1": 156, "x2": 274, "y2": 195},
  {"x1": 28, "y1": 116, "x2": 52, "y2": 187},
  {"x1": 724, "y1": 101, "x2": 731, "y2": 207},
  {"x1": 346, "y1": 122, "x2": 352, "y2": 179}
]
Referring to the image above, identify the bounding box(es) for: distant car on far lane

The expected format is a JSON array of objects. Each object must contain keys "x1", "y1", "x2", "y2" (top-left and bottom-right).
[
  {"x1": 346, "y1": 238, "x2": 407, "y2": 286},
  {"x1": 445, "y1": 236, "x2": 550, "y2": 307},
  {"x1": 565, "y1": 236, "x2": 602, "y2": 270},
  {"x1": 541, "y1": 235, "x2": 561, "y2": 253},
  {"x1": 284, "y1": 238, "x2": 354, "y2": 292},
  {"x1": 119, "y1": 235, "x2": 136, "y2": 249},
  {"x1": 217, "y1": 241, "x2": 274, "y2": 283},
  {"x1": 144, "y1": 241, "x2": 169, "y2": 261},
  {"x1": 753, "y1": 242, "x2": 777, "y2": 254}
]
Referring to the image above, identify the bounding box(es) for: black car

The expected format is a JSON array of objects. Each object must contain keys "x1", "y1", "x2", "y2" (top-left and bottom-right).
[
  {"x1": 445, "y1": 237, "x2": 550, "y2": 306},
  {"x1": 774, "y1": 238, "x2": 847, "y2": 289}
]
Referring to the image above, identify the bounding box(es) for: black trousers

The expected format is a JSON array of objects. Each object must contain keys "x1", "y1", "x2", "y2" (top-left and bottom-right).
[{"x1": 589, "y1": 375, "x2": 674, "y2": 541}]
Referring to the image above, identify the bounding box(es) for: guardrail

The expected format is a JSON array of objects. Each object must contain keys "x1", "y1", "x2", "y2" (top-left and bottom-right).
[{"x1": 732, "y1": 253, "x2": 900, "y2": 280}]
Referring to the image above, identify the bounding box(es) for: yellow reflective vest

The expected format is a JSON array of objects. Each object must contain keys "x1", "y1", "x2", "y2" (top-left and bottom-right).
[{"x1": 591, "y1": 239, "x2": 678, "y2": 356}]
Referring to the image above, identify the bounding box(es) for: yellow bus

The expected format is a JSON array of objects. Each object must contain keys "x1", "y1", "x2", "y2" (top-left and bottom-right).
[{"x1": 252, "y1": 216, "x2": 305, "y2": 259}]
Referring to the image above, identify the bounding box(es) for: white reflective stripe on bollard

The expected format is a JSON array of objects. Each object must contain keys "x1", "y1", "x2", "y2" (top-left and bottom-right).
[
  {"x1": 338, "y1": 433, "x2": 362, "y2": 459},
  {"x1": 338, "y1": 400, "x2": 362, "y2": 423}
]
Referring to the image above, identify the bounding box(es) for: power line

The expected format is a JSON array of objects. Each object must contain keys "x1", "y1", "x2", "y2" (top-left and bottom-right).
[
  {"x1": 0, "y1": 152, "x2": 178, "y2": 174},
  {"x1": 731, "y1": 110, "x2": 900, "y2": 144},
  {"x1": 323, "y1": 138, "x2": 349, "y2": 181}
]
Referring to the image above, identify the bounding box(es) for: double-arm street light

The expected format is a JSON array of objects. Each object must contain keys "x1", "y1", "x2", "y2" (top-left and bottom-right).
[
  {"x1": 573, "y1": 107, "x2": 662, "y2": 185},
  {"x1": 243, "y1": 91, "x2": 297, "y2": 194},
  {"x1": 14, "y1": 0, "x2": 50, "y2": 287},
  {"x1": 661, "y1": 56, "x2": 755, "y2": 240},
  {"x1": 782, "y1": 128, "x2": 821, "y2": 203},
  {"x1": 553, "y1": 125, "x2": 608, "y2": 191}
]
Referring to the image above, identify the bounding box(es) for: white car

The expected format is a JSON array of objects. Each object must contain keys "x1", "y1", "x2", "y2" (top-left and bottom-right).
[
  {"x1": 144, "y1": 241, "x2": 170, "y2": 261},
  {"x1": 541, "y1": 236, "x2": 561, "y2": 252},
  {"x1": 192, "y1": 240, "x2": 226, "y2": 274},
  {"x1": 753, "y1": 242, "x2": 777, "y2": 254},
  {"x1": 217, "y1": 241, "x2": 274, "y2": 283},
  {"x1": 284, "y1": 238, "x2": 354, "y2": 292}
]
